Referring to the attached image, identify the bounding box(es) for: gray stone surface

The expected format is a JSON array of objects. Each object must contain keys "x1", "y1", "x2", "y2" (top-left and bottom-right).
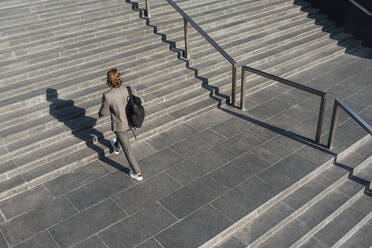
[
  {"x1": 212, "y1": 132, "x2": 265, "y2": 161},
  {"x1": 214, "y1": 236, "x2": 246, "y2": 248},
  {"x1": 282, "y1": 175, "x2": 332, "y2": 210},
  {"x1": 160, "y1": 175, "x2": 229, "y2": 219},
  {"x1": 139, "y1": 148, "x2": 182, "y2": 177},
  {"x1": 248, "y1": 98, "x2": 293, "y2": 121},
  {"x1": 136, "y1": 239, "x2": 164, "y2": 248},
  {"x1": 170, "y1": 129, "x2": 225, "y2": 159},
  {"x1": 211, "y1": 176, "x2": 280, "y2": 221},
  {"x1": 210, "y1": 152, "x2": 271, "y2": 189},
  {"x1": 184, "y1": 109, "x2": 231, "y2": 131},
  {"x1": 167, "y1": 123, "x2": 198, "y2": 139},
  {"x1": 0, "y1": 231, "x2": 8, "y2": 248},
  {"x1": 112, "y1": 172, "x2": 181, "y2": 215},
  {"x1": 296, "y1": 145, "x2": 334, "y2": 165},
  {"x1": 99, "y1": 203, "x2": 177, "y2": 248},
  {"x1": 165, "y1": 149, "x2": 226, "y2": 186},
  {"x1": 156, "y1": 205, "x2": 232, "y2": 248},
  {"x1": 145, "y1": 132, "x2": 181, "y2": 150},
  {"x1": 314, "y1": 206, "x2": 365, "y2": 246},
  {"x1": 71, "y1": 236, "x2": 107, "y2": 248},
  {"x1": 14, "y1": 231, "x2": 59, "y2": 248},
  {"x1": 1, "y1": 197, "x2": 77, "y2": 246},
  {"x1": 245, "y1": 202, "x2": 294, "y2": 244},
  {"x1": 257, "y1": 153, "x2": 319, "y2": 191},
  {"x1": 339, "y1": 223, "x2": 372, "y2": 248},
  {"x1": 300, "y1": 237, "x2": 329, "y2": 248},
  {"x1": 210, "y1": 117, "x2": 254, "y2": 138},
  {"x1": 251, "y1": 134, "x2": 302, "y2": 164},
  {"x1": 337, "y1": 179, "x2": 364, "y2": 197},
  {"x1": 66, "y1": 171, "x2": 135, "y2": 211},
  {"x1": 44, "y1": 161, "x2": 110, "y2": 196},
  {"x1": 350, "y1": 194, "x2": 372, "y2": 215},
  {"x1": 258, "y1": 220, "x2": 311, "y2": 248},
  {"x1": 0, "y1": 185, "x2": 54, "y2": 220},
  {"x1": 298, "y1": 190, "x2": 349, "y2": 228},
  {"x1": 50, "y1": 199, "x2": 126, "y2": 248}
]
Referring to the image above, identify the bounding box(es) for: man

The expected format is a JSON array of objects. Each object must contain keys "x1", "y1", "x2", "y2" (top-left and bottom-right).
[{"x1": 98, "y1": 68, "x2": 143, "y2": 181}]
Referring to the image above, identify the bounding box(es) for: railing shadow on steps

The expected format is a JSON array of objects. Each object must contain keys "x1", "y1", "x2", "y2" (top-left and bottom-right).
[
  {"x1": 125, "y1": 0, "x2": 231, "y2": 105},
  {"x1": 46, "y1": 88, "x2": 131, "y2": 174},
  {"x1": 132, "y1": 0, "x2": 371, "y2": 148},
  {"x1": 334, "y1": 159, "x2": 372, "y2": 196},
  {"x1": 296, "y1": 0, "x2": 372, "y2": 59},
  {"x1": 127, "y1": 0, "x2": 239, "y2": 103}
]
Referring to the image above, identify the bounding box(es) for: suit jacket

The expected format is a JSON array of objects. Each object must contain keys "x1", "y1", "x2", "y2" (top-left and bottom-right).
[{"x1": 98, "y1": 85, "x2": 139, "y2": 132}]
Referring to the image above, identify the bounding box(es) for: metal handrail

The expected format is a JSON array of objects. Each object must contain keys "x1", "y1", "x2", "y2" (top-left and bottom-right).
[
  {"x1": 349, "y1": 0, "x2": 372, "y2": 16},
  {"x1": 240, "y1": 66, "x2": 327, "y2": 143},
  {"x1": 327, "y1": 98, "x2": 372, "y2": 149},
  {"x1": 144, "y1": 0, "x2": 239, "y2": 105}
]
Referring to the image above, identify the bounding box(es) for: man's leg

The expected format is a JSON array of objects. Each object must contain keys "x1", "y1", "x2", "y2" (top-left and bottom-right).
[{"x1": 115, "y1": 131, "x2": 142, "y2": 175}]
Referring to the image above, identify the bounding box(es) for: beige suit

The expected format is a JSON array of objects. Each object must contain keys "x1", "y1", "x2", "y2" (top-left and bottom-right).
[
  {"x1": 98, "y1": 85, "x2": 138, "y2": 132},
  {"x1": 98, "y1": 85, "x2": 142, "y2": 174}
]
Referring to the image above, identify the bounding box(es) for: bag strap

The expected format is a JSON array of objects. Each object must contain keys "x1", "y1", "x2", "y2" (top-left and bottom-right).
[
  {"x1": 126, "y1": 86, "x2": 133, "y2": 103},
  {"x1": 126, "y1": 86, "x2": 137, "y2": 140}
]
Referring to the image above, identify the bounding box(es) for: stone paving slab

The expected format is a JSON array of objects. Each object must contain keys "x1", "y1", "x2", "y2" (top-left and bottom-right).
[
  {"x1": 1, "y1": 196, "x2": 77, "y2": 246},
  {"x1": 165, "y1": 149, "x2": 227, "y2": 186},
  {"x1": 99, "y1": 203, "x2": 177, "y2": 248},
  {"x1": 0, "y1": 185, "x2": 54, "y2": 220},
  {"x1": 13, "y1": 231, "x2": 59, "y2": 248},
  {"x1": 155, "y1": 205, "x2": 232, "y2": 248},
  {"x1": 70, "y1": 236, "x2": 107, "y2": 248},
  {"x1": 50, "y1": 199, "x2": 126, "y2": 248}
]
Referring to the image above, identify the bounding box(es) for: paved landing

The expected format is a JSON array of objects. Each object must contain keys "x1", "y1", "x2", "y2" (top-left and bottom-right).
[{"x1": 0, "y1": 48, "x2": 371, "y2": 248}]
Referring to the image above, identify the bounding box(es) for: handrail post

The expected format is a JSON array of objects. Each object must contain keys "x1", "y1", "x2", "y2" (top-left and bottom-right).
[
  {"x1": 240, "y1": 68, "x2": 247, "y2": 110},
  {"x1": 183, "y1": 17, "x2": 190, "y2": 59},
  {"x1": 145, "y1": 0, "x2": 151, "y2": 18},
  {"x1": 231, "y1": 64, "x2": 237, "y2": 106},
  {"x1": 315, "y1": 93, "x2": 327, "y2": 143},
  {"x1": 327, "y1": 99, "x2": 340, "y2": 149}
]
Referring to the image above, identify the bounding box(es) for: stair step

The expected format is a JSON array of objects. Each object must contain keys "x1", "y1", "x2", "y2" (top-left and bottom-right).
[
  {"x1": 0, "y1": 0, "x2": 127, "y2": 29},
  {"x1": 0, "y1": 82, "x2": 210, "y2": 161},
  {"x1": 204, "y1": 136, "x2": 372, "y2": 248},
  {"x1": 330, "y1": 211, "x2": 372, "y2": 248},
  {"x1": 298, "y1": 192, "x2": 372, "y2": 247},
  {"x1": 0, "y1": 57, "x2": 191, "y2": 139},
  {"x1": 0, "y1": 97, "x2": 218, "y2": 200},
  {"x1": 154, "y1": 0, "x2": 304, "y2": 41},
  {"x1": 0, "y1": 1, "x2": 136, "y2": 39},
  {"x1": 202, "y1": 28, "x2": 349, "y2": 98},
  {"x1": 0, "y1": 41, "x2": 173, "y2": 113},
  {"x1": 0, "y1": 19, "x2": 152, "y2": 72}
]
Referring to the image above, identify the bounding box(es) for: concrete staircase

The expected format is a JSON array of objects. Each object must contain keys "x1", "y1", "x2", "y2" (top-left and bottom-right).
[
  {"x1": 208, "y1": 135, "x2": 372, "y2": 248},
  {"x1": 0, "y1": 0, "x2": 363, "y2": 208}
]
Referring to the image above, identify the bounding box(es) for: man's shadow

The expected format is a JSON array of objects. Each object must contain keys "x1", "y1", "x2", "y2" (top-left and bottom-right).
[{"x1": 46, "y1": 88, "x2": 130, "y2": 173}]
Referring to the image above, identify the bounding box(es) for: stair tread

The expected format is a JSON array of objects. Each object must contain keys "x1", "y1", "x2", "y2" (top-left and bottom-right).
[{"x1": 217, "y1": 137, "x2": 372, "y2": 248}]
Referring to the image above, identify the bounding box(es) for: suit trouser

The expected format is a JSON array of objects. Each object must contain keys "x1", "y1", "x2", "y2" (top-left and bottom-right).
[{"x1": 115, "y1": 131, "x2": 142, "y2": 175}]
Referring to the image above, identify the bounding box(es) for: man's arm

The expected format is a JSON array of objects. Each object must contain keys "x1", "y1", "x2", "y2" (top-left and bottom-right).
[{"x1": 98, "y1": 94, "x2": 109, "y2": 117}]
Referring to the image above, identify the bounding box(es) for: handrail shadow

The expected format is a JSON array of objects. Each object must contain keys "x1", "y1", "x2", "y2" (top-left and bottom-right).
[
  {"x1": 46, "y1": 88, "x2": 130, "y2": 174},
  {"x1": 297, "y1": 0, "x2": 372, "y2": 59},
  {"x1": 125, "y1": 0, "x2": 232, "y2": 105},
  {"x1": 334, "y1": 159, "x2": 372, "y2": 197}
]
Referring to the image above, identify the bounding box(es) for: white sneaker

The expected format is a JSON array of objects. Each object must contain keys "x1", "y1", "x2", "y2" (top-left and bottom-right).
[
  {"x1": 111, "y1": 138, "x2": 120, "y2": 155},
  {"x1": 129, "y1": 170, "x2": 143, "y2": 181}
]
